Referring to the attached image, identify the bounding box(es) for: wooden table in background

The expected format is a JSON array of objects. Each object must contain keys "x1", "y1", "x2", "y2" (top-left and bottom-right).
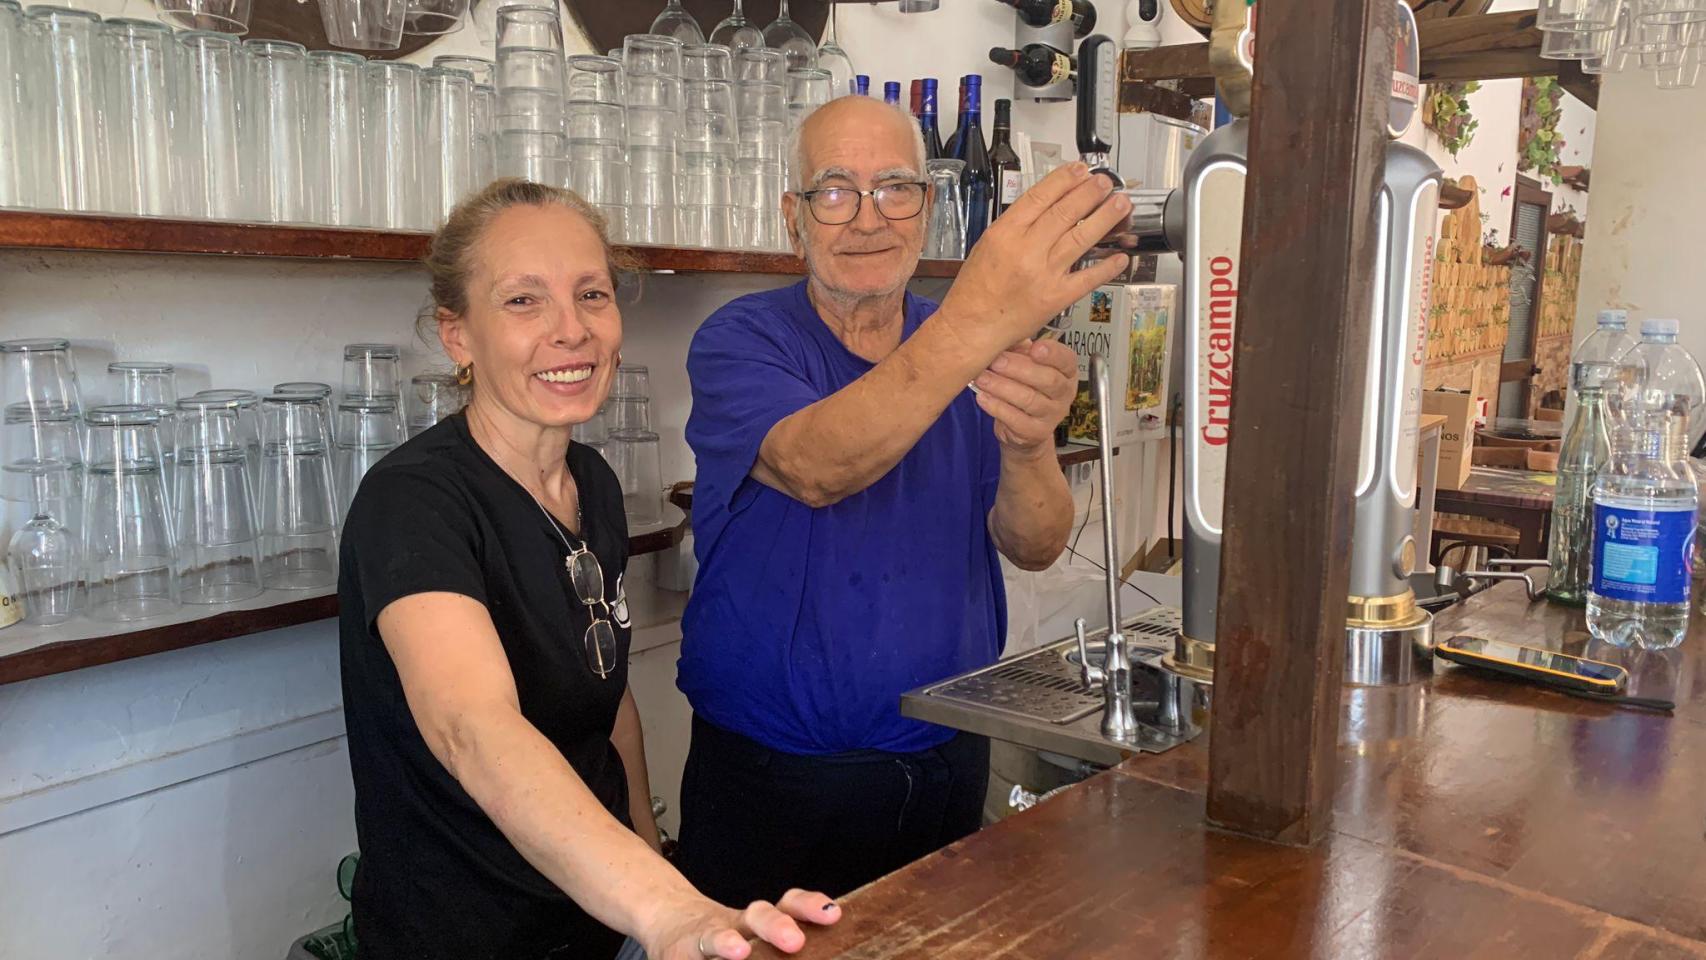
[
  {"x1": 755, "y1": 583, "x2": 1706, "y2": 959},
  {"x1": 1435, "y1": 465, "x2": 1558, "y2": 559}
]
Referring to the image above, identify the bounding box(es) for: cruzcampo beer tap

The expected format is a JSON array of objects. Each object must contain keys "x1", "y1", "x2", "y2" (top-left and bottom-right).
[{"x1": 1344, "y1": 0, "x2": 1444, "y2": 684}]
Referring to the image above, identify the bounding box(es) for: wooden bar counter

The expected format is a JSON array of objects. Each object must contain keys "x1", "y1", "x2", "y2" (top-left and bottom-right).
[{"x1": 755, "y1": 583, "x2": 1706, "y2": 959}]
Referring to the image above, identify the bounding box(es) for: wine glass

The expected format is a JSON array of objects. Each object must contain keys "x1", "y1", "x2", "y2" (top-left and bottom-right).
[
  {"x1": 650, "y1": 0, "x2": 705, "y2": 44},
  {"x1": 817, "y1": 2, "x2": 855, "y2": 95},
  {"x1": 709, "y1": 0, "x2": 766, "y2": 49},
  {"x1": 762, "y1": 0, "x2": 816, "y2": 70}
]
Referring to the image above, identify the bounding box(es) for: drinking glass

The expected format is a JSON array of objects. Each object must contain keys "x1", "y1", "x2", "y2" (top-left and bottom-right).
[
  {"x1": 606, "y1": 395, "x2": 653, "y2": 433},
  {"x1": 817, "y1": 3, "x2": 855, "y2": 95},
  {"x1": 83, "y1": 404, "x2": 178, "y2": 621},
  {"x1": 497, "y1": 129, "x2": 566, "y2": 181},
  {"x1": 0, "y1": 0, "x2": 29, "y2": 209},
  {"x1": 734, "y1": 47, "x2": 786, "y2": 83},
  {"x1": 173, "y1": 395, "x2": 263, "y2": 604},
  {"x1": 405, "y1": 0, "x2": 467, "y2": 35},
  {"x1": 1637, "y1": 0, "x2": 1706, "y2": 24},
  {"x1": 334, "y1": 397, "x2": 403, "y2": 521},
  {"x1": 625, "y1": 33, "x2": 684, "y2": 77},
  {"x1": 568, "y1": 157, "x2": 630, "y2": 209},
  {"x1": 566, "y1": 97, "x2": 627, "y2": 144},
  {"x1": 176, "y1": 30, "x2": 244, "y2": 220},
  {"x1": 2, "y1": 401, "x2": 84, "y2": 490},
  {"x1": 30, "y1": 6, "x2": 105, "y2": 213},
  {"x1": 1539, "y1": 0, "x2": 1618, "y2": 30},
  {"x1": 319, "y1": 0, "x2": 406, "y2": 50},
  {"x1": 611, "y1": 364, "x2": 651, "y2": 400},
  {"x1": 433, "y1": 54, "x2": 493, "y2": 86},
  {"x1": 1582, "y1": 20, "x2": 1617, "y2": 71},
  {"x1": 683, "y1": 78, "x2": 737, "y2": 140},
  {"x1": 306, "y1": 50, "x2": 365, "y2": 226},
  {"x1": 605, "y1": 431, "x2": 663, "y2": 526},
  {"x1": 651, "y1": 0, "x2": 705, "y2": 43},
  {"x1": 101, "y1": 18, "x2": 176, "y2": 217},
  {"x1": 683, "y1": 43, "x2": 733, "y2": 81},
  {"x1": 193, "y1": 388, "x2": 262, "y2": 491},
  {"x1": 342, "y1": 343, "x2": 403, "y2": 403},
  {"x1": 364, "y1": 61, "x2": 424, "y2": 230},
  {"x1": 472, "y1": 82, "x2": 497, "y2": 188},
  {"x1": 1541, "y1": 26, "x2": 1603, "y2": 58},
  {"x1": 1, "y1": 338, "x2": 84, "y2": 421},
  {"x1": 497, "y1": 49, "x2": 564, "y2": 134},
  {"x1": 627, "y1": 74, "x2": 684, "y2": 115},
  {"x1": 495, "y1": 2, "x2": 562, "y2": 51},
  {"x1": 1640, "y1": 43, "x2": 1689, "y2": 65},
  {"x1": 573, "y1": 404, "x2": 608, "y2": 445},
  {"x1": 786, "y1": 67, "x2": 832, "y2": 128},
  {"x1": 273, "y1": 381, "x2": 335, "y2": 427},
  {"x1": 898, "y1": 0, "x2": 941, "y2": 11},
  {"x1": 925, "y1": 158, "x2": 967, "y2": 259},
  {"x1": 423, "y1": 65, "x2": 475, "y2": 226},
  {"x1": 762, "y1": 0, "x2": 817, "y2": 71},
  {"x1": 258, "y1": 394, "x2": 337, "y2": 589},
  {"x1": 709, "y1": 0, "x2": 765, "y2": 49},
  {"x1": 735, "y1": 156, "x2": 787, "y2": 250},
  {"x1": 408, "y1": 372, "x2": 464, "y2": 436},
  {"x1": 1656, "y1": 46, "x2": 1702, "y2": 83},
  {"x1": 1620, "y1": 6, "x2": 1689, "y2": 52},
  {"x1": 244, "y1": 39, "x2": 309, "y2": 223},
  {"x1": 566, "y1": 54, "x2": 622, "y2": 100},
  {"x1": 627, "y1": 144, "x2": 677, "y2": 244},
  {"x1": 7, "y1": 461, "x2": 79, "y2": 624},
  {"x1": 109, "y1": 360, "x2": 179, "y2": 499},
  {"x1": 156, "y1": 0, "x2": 250, "y2": 33}
]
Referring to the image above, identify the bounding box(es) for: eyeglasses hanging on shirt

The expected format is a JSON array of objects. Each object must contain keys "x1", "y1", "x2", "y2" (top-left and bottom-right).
[{"x1": 527, "y1": 493, "x2": 619, "y2": 680}]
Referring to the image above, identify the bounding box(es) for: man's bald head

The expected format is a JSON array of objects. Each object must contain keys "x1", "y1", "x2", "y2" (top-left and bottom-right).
[{"x1": 787, "y1": 95, "x2": 927, "y2": 191}]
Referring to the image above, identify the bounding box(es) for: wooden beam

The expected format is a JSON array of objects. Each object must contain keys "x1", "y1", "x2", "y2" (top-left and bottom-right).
[
  {"x1": 1121, "y1": 10, "x2": 1597, "y2": 105},
  {"x1": 1205, "y1": 0, "x2": 1393, "y2": 844}
]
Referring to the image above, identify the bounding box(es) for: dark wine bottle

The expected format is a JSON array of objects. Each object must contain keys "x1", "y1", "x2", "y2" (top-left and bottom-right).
[
  {"x1": 992, "y1": 0, "x2": 1097, "y2": 37},
  {"x1": 944, "y1": 76, "x2": 965, "y2": 158},
  {"x1": 989, "y1": 98, "x2": 1022, "y2": 220},
  {"x1": 954, "y1": 74, "x2": 991, "y2": 249},
  {"x1": 988, "y1": 44, "x2": 1075, "y2": 89},
  {"x1": 920, "y1": 78, "x2": 945, "y2": 160}
]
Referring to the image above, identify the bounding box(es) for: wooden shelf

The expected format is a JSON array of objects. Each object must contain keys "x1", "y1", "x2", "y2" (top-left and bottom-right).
[
  {"x1": 0, "y1": 510, "x2": 689, "y2": 687},
  {"x1": 0, "y1": 209, "x2": 964, "y2": 278}
]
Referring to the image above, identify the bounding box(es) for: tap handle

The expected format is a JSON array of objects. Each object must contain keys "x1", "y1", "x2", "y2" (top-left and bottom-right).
[{"x1": 1075, "y1": 617, "x2": 1103, "y2": 689}]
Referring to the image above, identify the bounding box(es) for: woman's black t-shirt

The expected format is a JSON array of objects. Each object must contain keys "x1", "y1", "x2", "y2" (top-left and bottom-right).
[{"x1": 338, "y1": 411, "x2": 632, "y2": 960}]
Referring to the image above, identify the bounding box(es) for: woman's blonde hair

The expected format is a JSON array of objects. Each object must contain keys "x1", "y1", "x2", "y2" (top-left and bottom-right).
[{"x1": 415, "y1": 178, "x2": 638, "y2": 344}]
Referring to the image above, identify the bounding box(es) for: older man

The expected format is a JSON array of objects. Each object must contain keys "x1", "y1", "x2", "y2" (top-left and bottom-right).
[{"x1": 674, "y1": 96, "x2": 1133, "y2": 906}]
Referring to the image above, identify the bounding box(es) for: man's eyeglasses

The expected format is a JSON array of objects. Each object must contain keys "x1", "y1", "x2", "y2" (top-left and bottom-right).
[
  {"x1": 797, "y1": 181, "x2": 929, "y2": 225},
  {"x1": 564, "y1": 542, "x2": 618, "y2": 679}
]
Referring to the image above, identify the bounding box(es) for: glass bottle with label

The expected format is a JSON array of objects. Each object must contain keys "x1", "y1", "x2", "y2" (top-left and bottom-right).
[{"x1": 989, "y1": 98, "x2": 1022, "y2": 220}]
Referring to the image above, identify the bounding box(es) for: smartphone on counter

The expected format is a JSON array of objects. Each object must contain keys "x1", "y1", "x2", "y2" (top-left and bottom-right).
[{"x1": 1436, "y1": 635, "x2": 1628, "y2": 695}]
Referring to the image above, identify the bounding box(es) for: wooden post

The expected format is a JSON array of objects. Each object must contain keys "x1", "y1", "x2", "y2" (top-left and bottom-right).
[{"x1": 1205, "y1": 0, "x2": 1395, "y2": 845}]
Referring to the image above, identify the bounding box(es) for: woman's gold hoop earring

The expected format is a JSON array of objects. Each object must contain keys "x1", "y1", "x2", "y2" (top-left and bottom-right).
[{"x1": 455, "y1": 363, "x2": 473, "y2": 386}]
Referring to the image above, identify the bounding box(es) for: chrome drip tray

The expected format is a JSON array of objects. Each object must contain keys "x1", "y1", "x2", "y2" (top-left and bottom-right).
[{"x1": 902, "y1": 606, "x2": 1201, "y2": 765}]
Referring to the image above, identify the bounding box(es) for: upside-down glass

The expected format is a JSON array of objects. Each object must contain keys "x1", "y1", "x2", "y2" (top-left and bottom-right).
[
  {"x1": 627, "y1": 144, "x2": 677, "y2": 244},
  {"x1": 244, "y1": 39, "x2": 309, "y2": 223},
  {"x1": 1540, "y1": 26, "x2": 1603, "y2": 58},
  {"x1": 174, "y1": 395, "x2": 263, "y2": 604},
  {"x1": 110, "y1": 360, "x2": 179, "y2": 497},
  {"x1": 258, "y1": 394, "x2": 338, "y2": 589},
  {"x1": 569, "y1": 157, "x2": 630, "y2": 209},
  {"x1": 0, "y1": 0, "x2": 28, "y2": 209},
  {"x1": 495, "y1": 2, "x2": 562, "y2": 51},
  {"x1": 1637, "y1": 0, "x2": 1706, "y2": 25},
  {"x1": 497, "y1": 129, "x2": 567, "y2": 181},
  {"x1": 433, "y1": 53, "x2": 493, "y2": 86},
  {"x1": 273, "y1": 381, "x2": 335, "y2": 430},
  {"x1": 408, "y1": 372, "x2": 464, "y2": 436},
  {"x1": 786, "y1": 67, "x2": 832, "y2": 128},
  {"x1": 2, "y1": 400, "x2": 84, "y2": 495},
  {"x1": 1581, "y1": 19, "x2": 1616, "y2": 71},
  {"x1": 1656, "y1": 45, "x2": 1703, "y2": 83},
  {"x1": 735, "y1": 156, "x2": 787, "y2": 250},
  {"x1": 606, "y1": 431, "x2": 663, "y2": 526},
  {"x1": 101, "y1": 18, "x2": 176, "y2": 217},
  {"x1": 193, "y1": 388, "x2": 262, "y2": 491},
  {"x1": 7, "y1": 460, "x2": 79, "y2": 624},
  {"x1": 1, "y1": 338, "x2": 84, "y2": 421},
  {"x1": 651, "y1": 0, "x2": 705, "y2": 43},
  {"x1": 734, "y1": 47, "x2": 785, "y2": 83},
  {"x1": 611, "y1": 364, "x2": 650, "y2": 400},
  {"x1": 925, "y1": 159, "x2": 967, "y2": 259},
  {"x1": 605, "y1": 395, "x2": 653, "y2": 433},
  {"x1": 566, "y1": 54, "x2": 622, "y2": 100},
  {"x1": 762, "y1": 0, "x2": 817, "y2": 71},
  {"x1": 625, "y1": 33, "x2": 684, "y2": 77},
  {"x1": 31, "y1": 6, "x2": 105, "y2": 213},
  {"x1": 1539, "y1": 0, "x2": 1618, "y2": 30},
  {"x1": 83, "y1": 404, "x2": 178, "y2": 621},
  {"x1": 573, "y1": 404, "x2": 608, "y2": 445},
  {"x1": 472, "y1": 82, "x2": 497, "y2": 187},
  {"x1": 566, "y1": 97, "x2": 626, "y2": 144},
  {"x1": 306, "y1": 50, "x2": 365, "y2": 226},
  {"x1": 319, "y1": 0, "x2": 406, "y2": 50},
  {"x1": 365, "y1": 61, "x2": 425, "y2": 229},
  {"x1": 683, "y1": 43, "x2": 733, "y2": 81},
  {"x1": 156, "y1": 0, "x2": 250, "y2": 33},
  {"x1": 342, "y1": 343, "x2": 402, "y2": 402},
  {"x1": 405, "y1": 0, "x2": 467, "y2": 35},
  {"x1": 333, "y1": 397, "x2": 403, "y2": 521},
  {"x1": 176, "y1": 30, "x2": 244, "y2": 220},
  {"x1": 710, "y1": 0, "x2": 765, "y2": 49},
  {"x1": 423, "y1": 65, "x2": 475, "y2": 226}
]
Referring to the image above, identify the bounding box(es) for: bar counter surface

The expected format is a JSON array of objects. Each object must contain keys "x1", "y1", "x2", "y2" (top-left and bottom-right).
[{"x1": 755, "y1": 582, "x2": 1706, "y2": 959}]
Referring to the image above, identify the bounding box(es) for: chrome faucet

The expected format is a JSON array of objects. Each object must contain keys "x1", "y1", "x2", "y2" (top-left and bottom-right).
[{"x1": 1074, "y1": 354, "x2": 1141, "y2": 743}]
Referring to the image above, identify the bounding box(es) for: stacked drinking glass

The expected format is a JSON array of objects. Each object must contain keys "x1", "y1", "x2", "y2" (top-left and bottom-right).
[
  {"x1": 680, "y1": 47, "x2": 737, "y2": 248},
  {"x1": 734, "y1": 48, "x2": 789, "y2": 251},
  {"x1": 565, "y1": 54, "x2": 631, "y2": 239},
  {"x1": 624, "y1": 33, "x2": 684, "y2": 246},
  {"x1": 495, "y1": 2, "x2": 566, "y2": 185},
  {"x1": 2, "y1": 339, "x2": 86, "y2": 626},
  {"x1": 605, "y1": 365, "x2": 663, "y2": 526}
]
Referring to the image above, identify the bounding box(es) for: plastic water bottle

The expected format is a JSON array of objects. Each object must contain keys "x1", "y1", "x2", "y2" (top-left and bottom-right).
[
  {"x1": 1587, "y1": 318, "x2": 1702, "y2": 648},
  {"x1": 1546, "y1": 310, "x2": 1637, "y2": 604}
]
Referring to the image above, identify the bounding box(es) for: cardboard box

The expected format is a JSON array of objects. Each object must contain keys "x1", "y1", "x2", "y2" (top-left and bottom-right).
[
  {"x1": 1059, "y1": 283, "x2": 1176, "y2": 447},
  {"x1": 1421, "y1": 366, "x2": 1481, "y2": 491}
]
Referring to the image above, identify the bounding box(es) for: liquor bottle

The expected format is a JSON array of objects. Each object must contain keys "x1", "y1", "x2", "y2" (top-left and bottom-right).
[
  {"x1": 910, "y1": 78, "x2": 922, "y2": 118},
  {"x1": 884, "y1": 81, "x2": 901, "y2": 104},
  {"x1": 944, "y1": 76, "x2": 964, "y2": 157},
  {"x1": 989, "y1": 97, "x2": 1022, "y2": 219},
  {"x1": 953, "y1": 74, "x2": 991, "y2": 248},
  {"x1": 992, "y1": 0, "x2": 1097, "y2": 37},
  {"x1": 920, "y1": 78, "x2": 945, "y2": 160},
  {"x1": 988, "y1": 44, "x2": 1075, "y2": 89},
  {"x1": 855, "y1": 74, "x2": 870, "y2": 96}
]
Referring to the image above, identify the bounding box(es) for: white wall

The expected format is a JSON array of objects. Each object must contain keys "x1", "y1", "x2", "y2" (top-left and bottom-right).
[{"x1": 1573, "y1": 70, "x2": 1706, "y2": 354}]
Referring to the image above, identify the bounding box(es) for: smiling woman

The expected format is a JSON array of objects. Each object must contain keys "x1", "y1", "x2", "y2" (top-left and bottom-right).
[{"x1": 339, "y1": 178, "x2": 842, "y2": 960}]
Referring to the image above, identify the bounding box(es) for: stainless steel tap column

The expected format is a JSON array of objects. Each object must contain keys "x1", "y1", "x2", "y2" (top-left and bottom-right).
[{"x1": 1073, "y1": 354, "x2": 1141, "y2": 743}]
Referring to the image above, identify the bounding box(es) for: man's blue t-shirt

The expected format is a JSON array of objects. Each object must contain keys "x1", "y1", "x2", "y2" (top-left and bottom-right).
[{"x1": 678, "y1": 281, "x2": 1007, "y2": 755}]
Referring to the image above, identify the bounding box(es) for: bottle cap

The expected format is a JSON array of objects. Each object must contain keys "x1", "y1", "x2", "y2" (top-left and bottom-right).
[
  {"x1": 1597, "y1": 308, "x2": 1627, "y2": 328},
  {"x1": 1642, "y1": 317, "x2": 1679, "y2": 337}
]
